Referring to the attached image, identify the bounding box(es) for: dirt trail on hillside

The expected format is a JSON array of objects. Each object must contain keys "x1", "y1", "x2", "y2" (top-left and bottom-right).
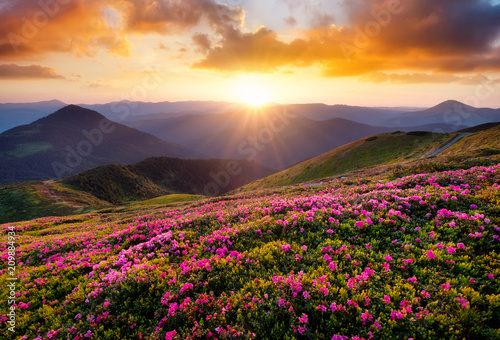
[
  {"x1": 425, "y1": 133, "x2": 474, "y2": 157},
  {"x1": 34, "y1": 180, "x2": 83, "y2": 208}
]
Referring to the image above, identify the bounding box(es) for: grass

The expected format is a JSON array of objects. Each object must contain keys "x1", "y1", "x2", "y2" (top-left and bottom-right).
[
  {"x1": 440, "y1": 125, "x2": 500, "y2": 158},
  {"x1": 237, "y1": 132, "x2": 449, "y2": 192},
  {"x1": 129, "y1": 194, "x2": 206, "y2": 206},
  {"x1": 0, "y1": 181, "x2": 110, "y2": 224},
  {"x1": 6, "y1": 141, "x2": 52, "y2": 157}
]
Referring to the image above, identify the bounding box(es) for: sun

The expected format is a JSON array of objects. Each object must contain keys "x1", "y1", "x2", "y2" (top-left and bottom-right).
[{"x1": 236, "y1": 81, "x2": 272, "y2": 107}]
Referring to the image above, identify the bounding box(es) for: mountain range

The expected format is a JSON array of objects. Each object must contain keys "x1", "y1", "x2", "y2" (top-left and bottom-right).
[
  {"x1": 0, "y1": 105, "x2": 199, "y2": 184},
  {"x1": 2, "y1": 99, "x2": 499, "y2": 133},
  {"x1": 1, "y1": 100, "x2": 499, "y2": 185}
]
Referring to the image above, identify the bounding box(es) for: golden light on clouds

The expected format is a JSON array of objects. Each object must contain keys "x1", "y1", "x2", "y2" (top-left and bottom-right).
[{"x1": 0, "y1": 0, "x2": 499, "y2": 106}]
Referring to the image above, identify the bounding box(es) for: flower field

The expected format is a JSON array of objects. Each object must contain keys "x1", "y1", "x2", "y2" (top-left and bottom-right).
[{"x1": 1, "y1": 163, "x2": 500, "y2": 339}]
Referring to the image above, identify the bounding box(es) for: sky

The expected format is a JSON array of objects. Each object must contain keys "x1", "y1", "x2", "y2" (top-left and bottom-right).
[{"x1": 1, "y1": 0, "x2": 500, "y2": 107}]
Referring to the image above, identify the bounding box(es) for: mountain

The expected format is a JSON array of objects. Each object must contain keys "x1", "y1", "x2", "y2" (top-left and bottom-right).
[
  {"x1": 124, "y1": 107, "x2": 465, "y2": 170},
  {"x1": 0, "y1": 100, "x2": 67, "y2": 132},
  {"x1": 237, "y1": 122, "x2": 500, "y2": 192},
  {"x1": 0, "y1": 156, "x2": 275, "y2": 223},
  {"x1": 0, "y1": 105, "x2": 200, "y2": 184},
  {"x1": 80, "y1": 100, "x2": 245, "y2": 122},
  {"x1": 384, "y1": 100, "x2": 500, "y2": 127},
  {"x1": 283, "y1": 103, "x2": 403, "y2": 125},
  {"x1": 235, "y1": 131, "x2": 450, "y2": 192},
  {"x1": 64, "y1": 157, "x2": 275, "y2": 203}
]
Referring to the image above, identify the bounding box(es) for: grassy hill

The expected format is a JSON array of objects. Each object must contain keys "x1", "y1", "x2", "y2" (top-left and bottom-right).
[
  {"x1": 237, "y1": 131, "x2": 450, "y2": 192},
  {"x1": 0, "y1": 157, "x2": 274, "y2": 223},
  {"x1": 441, "y1": 125, "x2": 500, "y2": 158}
]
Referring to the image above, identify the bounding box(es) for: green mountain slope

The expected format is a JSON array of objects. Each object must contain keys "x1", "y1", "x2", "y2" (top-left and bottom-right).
[
  {"x1": 236, "y1": 131, "x2": 450, "y2": 192},
  {"x1": 441, "y1": 125, "x2": 500, "y2": 158}
]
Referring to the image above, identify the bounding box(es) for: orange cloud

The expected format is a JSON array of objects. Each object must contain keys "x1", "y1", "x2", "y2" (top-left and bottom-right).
[
  {"x1": 359, "y1": 72, "x2": 493, "y2": 85},
  {"x1": 193, "y1": 0, "x2": 500, "y2": 79},
  {"x1": 0, "y1": 0, "x2": 130, "y2": 58},
  {"x1": 0, "y1": 0, "x2": 243, "y2": 59},
  {"x1": 0, "y1": 64, "x2": 65, "y2": 79}
]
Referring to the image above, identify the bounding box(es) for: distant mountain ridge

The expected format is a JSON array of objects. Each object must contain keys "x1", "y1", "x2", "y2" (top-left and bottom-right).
[
  {"x1": 2, "y1": 99, "x2": 499, "y2": 133},
  {"x1": 0, "y1": 105, "x2": 200, "y2": 184},
  {"x1": 384, "y1": 100, "x2": 500, "y2": 127}
]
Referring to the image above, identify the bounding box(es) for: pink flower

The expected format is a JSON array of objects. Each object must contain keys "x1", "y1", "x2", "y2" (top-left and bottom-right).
[
  {"x1": 420, "y1": 290, "x2": 430, "y2": 298},
  {"x1": 317, "y1": 304, "x2": 327, "y2": 312},
  {"x1": 488, "y1": 273, "x2": 495, "y2": 279},
  {"x1": 457, "y1": 243, "x2": 465, "y2": 249},
  {"x1": 407, "y1": 276, "x2": 417, "y2": 283},
  {"x1": 355, "y1": 221, "x2": 364, "y2": 228},
  {"x1": 383, "y1": 295, "x2": 391, "y2": 304},
  {"x1": 103, "y1": 301, "x2": 110, "y2": 307},
  {"x1": 327, "y1": 229, "x2": 334, "y2": 234},
  {"x1": 298, "y1": 313, "x2": 308, "y2": 323},
  {"x1": 384, "y1": 255, "x2": 393, "y2": 261},
  {"x1": 281, "y1": 244, "x2": 291, "y2": 252},
  {"x1": 441, "y1": 283, "x2": 451, "y2": 290},
  {"x1": 447, "y1": 246, "x2": 456, "y2": 253},
  {"x1": 361, "y1": 310, "x2": 373, "y2": 325},
  {"x1": 165, "y1": 330, "x2": 177, "y2": 340},
  {"x1": 426, "y1": 249, "x2": 436, "y2": 259}
]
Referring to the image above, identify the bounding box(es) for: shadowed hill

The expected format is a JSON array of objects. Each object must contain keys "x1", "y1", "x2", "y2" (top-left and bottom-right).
[
  {"x1": 63, "y1": 157, "x2": 275, "y2": 204},
  {"x1": 0, "y1": 156, "x2": 275, "y2": 223},
  {"x1": 0, "y1": 105, "x2": 200, "y2": 184}
]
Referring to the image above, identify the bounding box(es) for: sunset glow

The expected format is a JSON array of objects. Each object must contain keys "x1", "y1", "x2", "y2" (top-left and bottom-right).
[
  {"x1": 0, "y1": 0, "x2": 499, "y2": 107},
  {"x1": 235, "y1": 81, "x2": 272, "y2": 107}
]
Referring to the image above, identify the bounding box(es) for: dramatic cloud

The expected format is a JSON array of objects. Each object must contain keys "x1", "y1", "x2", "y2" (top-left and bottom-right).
[
  {"x1": 0, "y1": 0, "x2": 243, "y2": 58},
  {"x1": 0, "y1": 64, "x2": 65, "y2": 79},
  {"x1": 193, "y1": 0, "x2": 500, "y2": 79}
]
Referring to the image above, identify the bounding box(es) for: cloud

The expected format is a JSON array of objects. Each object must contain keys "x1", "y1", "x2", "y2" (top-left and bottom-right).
[
  {"x1": 359, "y1": 72, "x2": 493, "y2": 85},
  {"x1": 193, "y1": 0, "x2": 500, "y2": 78},
  {"x1": 0, "y1": 64, "x2": 65, "y2": 80},
  {"x1": 284, "y1": 16, "x2": 297, "y2": 27},
  {"x1": 0, "y1": 0, "x2": 243, "y2": 58},
  {"x1": 0, "y1": 0, "x2": 130, "y2": 58},
  {"x1": 192, "y1": 33, "x2": 212, "y2": 53}
]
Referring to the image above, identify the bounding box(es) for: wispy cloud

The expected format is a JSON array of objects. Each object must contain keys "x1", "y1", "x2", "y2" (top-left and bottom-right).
[{"x1": 0, "y1": 64, "x2": 65, "y2": 79}]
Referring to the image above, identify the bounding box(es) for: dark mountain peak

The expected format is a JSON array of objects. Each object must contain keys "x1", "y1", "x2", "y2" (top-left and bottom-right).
[
  {"x1": 34, "y1": 105, "x2": 109, "y2": 127},
  {"x1": 424, "y1": 100, "x2": 476, "y2": 114}
]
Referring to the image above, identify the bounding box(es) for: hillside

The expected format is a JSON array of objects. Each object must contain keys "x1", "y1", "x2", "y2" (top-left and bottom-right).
[
  {"x1": 64, "y1": 157, "x2": 275, "y2": 204},
  {"x1": 236, "y1": 131, "x2": 451, "y2": 192},
  {"x1": 1, "y1": 161, "x2": 499, "y2": 339},
  {"x1": 0, "y1": 105, "x2": 199, "y2": 184},
  {"x1": 0, "y1": 156, "x2": 275, "y2": 223},
  {"x1": 440, "y1": 125, "x2": 500, "y2": 158}
]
